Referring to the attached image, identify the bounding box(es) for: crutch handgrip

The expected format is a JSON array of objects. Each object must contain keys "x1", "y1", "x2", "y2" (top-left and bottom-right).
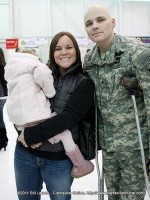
[{"x1": 120, "y1": 73, "x2": 143, "y2": 97}]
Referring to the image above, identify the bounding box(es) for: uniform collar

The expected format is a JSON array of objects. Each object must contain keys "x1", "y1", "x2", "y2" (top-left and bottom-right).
[{"x1": 89, "y1": 34, "x2": 124, "y2": 66}]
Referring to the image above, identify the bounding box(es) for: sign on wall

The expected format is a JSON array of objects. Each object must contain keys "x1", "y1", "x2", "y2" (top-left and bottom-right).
[
  {"x1": 19, "y1": 38, "x2": 48, "y2": 48},
  {"x1": 6, "y1": 39, "x2": 18, "y2": 49}
]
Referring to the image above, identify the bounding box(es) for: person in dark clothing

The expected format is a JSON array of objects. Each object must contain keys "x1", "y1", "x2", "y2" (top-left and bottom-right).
[
  {"x1": 14, "y1": 32, "x2": 95, "y2": 200},
  {"x1": 0, "y1": 47, "x2": 8, "y2": 151}
]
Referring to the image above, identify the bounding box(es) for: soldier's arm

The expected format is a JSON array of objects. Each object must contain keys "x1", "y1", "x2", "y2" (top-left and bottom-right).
[{"x1": 134, "y1": 48, "x2": 150, "y2": 159}]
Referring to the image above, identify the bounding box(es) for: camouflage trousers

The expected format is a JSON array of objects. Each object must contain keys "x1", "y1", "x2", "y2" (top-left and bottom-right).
[{"x1": 102, "y1": 148, "x2": 149, "y2": 200}]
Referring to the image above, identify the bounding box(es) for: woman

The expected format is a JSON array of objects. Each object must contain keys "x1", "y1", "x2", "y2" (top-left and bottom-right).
[
  {"x1": 5, "y1": 48, "x2": 93, "y2": 178},
  {"x1": 14, "y1": 32, "x2": 95, "y2": 200},
  {"x1": 0, "y1": 47, "x2": 8, "y2": 150}
]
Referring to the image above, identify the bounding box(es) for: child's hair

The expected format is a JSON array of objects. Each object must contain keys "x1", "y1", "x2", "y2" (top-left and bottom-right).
[
  {"x1": 21, "y1": 49, "x2": 37, "y2": 56},
  {"x1": 15, "y1": 48, "x2": 21, "y2": 52}
]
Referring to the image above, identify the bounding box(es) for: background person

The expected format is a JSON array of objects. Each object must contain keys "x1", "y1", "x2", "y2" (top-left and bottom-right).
[
  {"x1": 0, "y1": 47, "x2": 8, "y2": 151},
  {"x1": 13, "y1": 32, "x2": 95, "y2": 200},
  {"x1": 84, "y1": 4, "x2": 150, "y2": 200}
]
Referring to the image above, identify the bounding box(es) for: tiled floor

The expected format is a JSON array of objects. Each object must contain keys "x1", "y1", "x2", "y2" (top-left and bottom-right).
[{"x1": 0, "y1": 105, "x2": 149, "y2": 200}]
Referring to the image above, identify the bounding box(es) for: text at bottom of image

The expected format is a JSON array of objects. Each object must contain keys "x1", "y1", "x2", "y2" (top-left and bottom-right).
[{"x1": 17, "y1": 191, "x2": 144, "y2": 196}]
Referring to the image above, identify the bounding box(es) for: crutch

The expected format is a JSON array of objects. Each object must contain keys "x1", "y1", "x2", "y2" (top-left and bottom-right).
[
  {"x1": 100, "y1": 158, "x2": 104, "y2": 200},
  {"x1": 131, "y1": 95, "x2": 150, "y2": 196},
  {"x1": 95, "y1": 93, "x2": 104, "y2": 200}
]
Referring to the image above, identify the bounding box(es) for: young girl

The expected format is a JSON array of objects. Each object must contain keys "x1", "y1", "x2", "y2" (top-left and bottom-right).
[{"x1": 5, "y1": 49, "x2": 94, "y2": 178}]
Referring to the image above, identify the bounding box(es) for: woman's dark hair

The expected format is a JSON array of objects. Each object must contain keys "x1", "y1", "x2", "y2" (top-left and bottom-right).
[
  {"x1": 0, "y1": 47, "x2": 6, "y2": 66},
  {"x1": 49, "y1": 31, "x2": 82, "y2": 74}
]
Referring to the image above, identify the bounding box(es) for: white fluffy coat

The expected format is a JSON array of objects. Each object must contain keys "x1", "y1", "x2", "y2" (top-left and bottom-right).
[{"x1": 5, "y1": 53, "x2": 55, "y2": 126}]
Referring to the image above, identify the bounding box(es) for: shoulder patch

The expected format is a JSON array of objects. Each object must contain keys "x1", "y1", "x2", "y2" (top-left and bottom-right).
[{"x1": 136, "y1": 49, "x2": 150, "y2": 70}]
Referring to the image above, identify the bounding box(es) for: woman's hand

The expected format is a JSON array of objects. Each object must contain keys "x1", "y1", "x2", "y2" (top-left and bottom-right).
[
  {"x1": 18, "y1": 130, "x2": 42, "y2": 148},
  {"x1": 48, "y1": 135, "x2": 61, "y2": 144},
  {"x1": 31, "y1": 142, "x2": 42, "y2": 149},
  {"x1": 18, "y1": 130, "x2": 28, "y2": 147}
]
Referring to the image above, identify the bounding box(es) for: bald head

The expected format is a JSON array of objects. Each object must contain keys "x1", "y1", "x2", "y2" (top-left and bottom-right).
[
  {"x1": 84, "y1": 5, "x2": 111, "y2": 23},
  {"x1": 84, "y1": 4, "x2": 115, "y2": 50}
]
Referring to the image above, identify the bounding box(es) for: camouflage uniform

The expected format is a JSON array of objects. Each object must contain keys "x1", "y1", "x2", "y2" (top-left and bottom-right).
[{"x1": 84, "y1": 34, "x2": 150, "y2": 200}]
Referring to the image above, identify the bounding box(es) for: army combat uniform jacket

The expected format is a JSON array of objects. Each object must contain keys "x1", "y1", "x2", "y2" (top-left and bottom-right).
[{"x1": 84, "y1": 34, "x2": 150, "y2": 155}]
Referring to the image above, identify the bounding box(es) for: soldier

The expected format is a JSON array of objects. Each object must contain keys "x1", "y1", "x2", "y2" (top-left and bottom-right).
[{"x1": 83, "y1": 4, "x2": 150, "y2": 200}]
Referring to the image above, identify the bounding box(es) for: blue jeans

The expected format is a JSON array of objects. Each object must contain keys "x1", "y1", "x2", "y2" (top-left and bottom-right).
[
  {"x1": 0, "y1": 99, "x2": 6, "y2": 128},
  {"x1": 14, "y1": 144, "x2": 74, "y2": 200}
]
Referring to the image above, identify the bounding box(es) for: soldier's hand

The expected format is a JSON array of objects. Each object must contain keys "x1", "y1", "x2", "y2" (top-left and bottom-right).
[
  {"x1": 147, "y1": 159, "x2": 150, "y2": 177},
  {"x1": 121, "y1": 73, "x2": 143, "y2": 96}
]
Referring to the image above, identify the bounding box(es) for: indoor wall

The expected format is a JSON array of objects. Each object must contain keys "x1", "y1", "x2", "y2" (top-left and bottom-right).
[{"x1": 0, "y1": 0, "x2": 150, "y2": 62}]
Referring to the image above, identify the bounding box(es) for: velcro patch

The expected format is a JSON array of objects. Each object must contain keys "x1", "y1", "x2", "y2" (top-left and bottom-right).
[{"x1": 136, "y1": 49, "x2": 150, "y2": 70}]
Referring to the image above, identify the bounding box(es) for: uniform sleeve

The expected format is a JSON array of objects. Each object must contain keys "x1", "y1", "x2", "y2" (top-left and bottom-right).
[
  {"x1": 33, "y1": 64, "x2": 56, "y2": 98},
  {"x1": 134, "y1": 48, "x2": 150, "y2": 157},
  {"x1": 135, "y1": 49, "x2": 150, "y2": 125},
  {"x1": 24, "y1": 78, "x2": 95, "y2": 146}
]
